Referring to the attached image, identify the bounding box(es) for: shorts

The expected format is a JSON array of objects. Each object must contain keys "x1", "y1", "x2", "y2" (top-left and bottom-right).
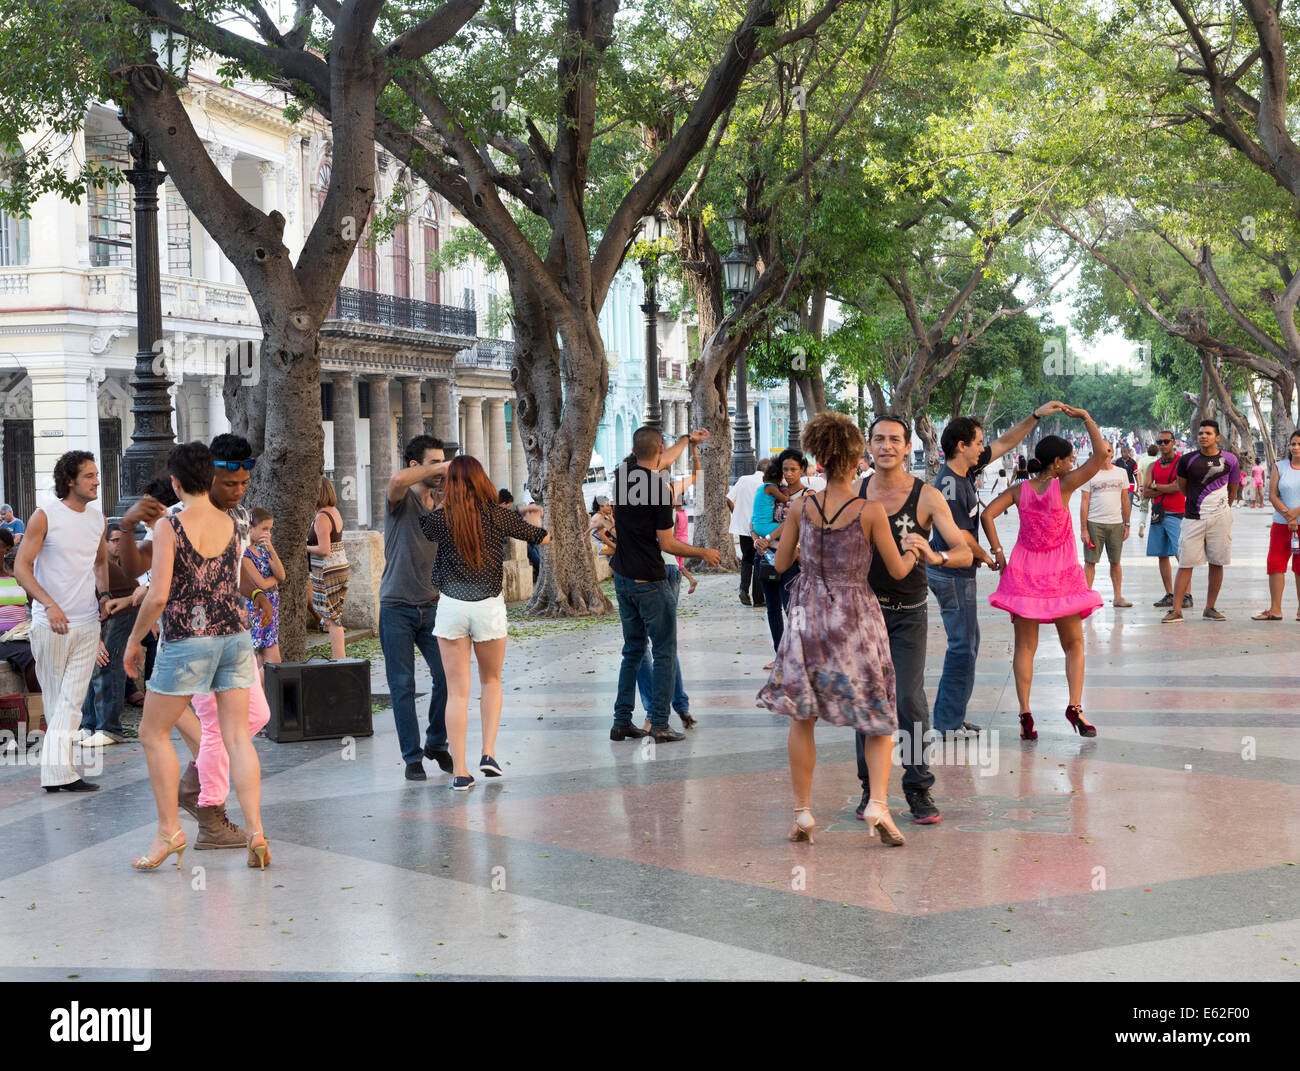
[
  {"x1": 1266, "y1": 522, "x2": 1300, "y2": 574},
  {"x1": 1177, "y1": 512, "x2": 1232, "y2": 568},
  {"x1": 149, "y1": 632, "x2": 256, "y2": 696},
  {"x1": 1084, "y1": 521, "x2": 1124, "y2": 564},
  {"x1": 432, "y1": 592, "x2": 508, "y2": 642},
  {"x1": 1146, "y1": 514, "x2": 1182, "y2": 557}
]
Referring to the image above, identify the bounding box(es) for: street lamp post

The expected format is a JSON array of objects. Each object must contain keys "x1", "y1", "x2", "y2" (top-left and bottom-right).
[
  {"x1": 722, "y1": 216, "x2": 757, "y2": 479},
  {"x1": 113, "y1": 32, "x2": 190, "y2": 523},
  {"x1": 114, "y1": 121, "x2": 174, "y2": 523},
  {"x1": 637, "y1": 211, "x2": 670, "y2": 432}
]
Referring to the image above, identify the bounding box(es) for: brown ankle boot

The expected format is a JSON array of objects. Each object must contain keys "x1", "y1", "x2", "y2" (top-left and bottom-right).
[
  {"x1": 178, "y1": 761, "x2": 201, "y2": 819},
  {"x1": 195, "y1": 804, "x2": 249, "y2": 850}
]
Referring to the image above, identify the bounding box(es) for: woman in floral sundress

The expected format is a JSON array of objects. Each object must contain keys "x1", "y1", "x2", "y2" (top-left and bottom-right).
[{"x1": 756, "y1": 413, "x2": 945, "y2": 849}]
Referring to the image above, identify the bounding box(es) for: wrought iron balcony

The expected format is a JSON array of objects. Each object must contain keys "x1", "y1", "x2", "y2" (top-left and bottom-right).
[
  {"x1": 328, "y1": 286, "x2": 476, "y2": 337},
  {"x1": 455, "y1": 338, "x2": 515, "y2": 369}
]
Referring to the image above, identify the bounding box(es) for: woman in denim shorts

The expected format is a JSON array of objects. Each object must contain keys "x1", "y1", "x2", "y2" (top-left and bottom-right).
[{"x1": 124, "y1": 442, "x2": 268, "y2": 871}]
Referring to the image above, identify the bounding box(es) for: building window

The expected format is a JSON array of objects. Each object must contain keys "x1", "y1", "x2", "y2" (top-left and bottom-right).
[
  {"x1": 321, "y1": 382, "x2": 334, "y2": 421},
  {"x1": 0, "y1": 206, "x2": 29, "y2": 266},
  {"x1": 392, "y1": 212, "x2": 410, "y2": 299},
  {"x1": 359, "y1": 211, "x2": 377, "y2": 292},
  {"x1": 422, "y1": 198, "x2": 440, "y2": 304},
  {"x1": 358, "y1": 380, "x2": 370, "y2": 419},
  {"x1": 88, "y1": 178, "x2": 131, "y2": 267},
  {"x1": 316, "y1": 160, "x2": 330, "y2": 214}
]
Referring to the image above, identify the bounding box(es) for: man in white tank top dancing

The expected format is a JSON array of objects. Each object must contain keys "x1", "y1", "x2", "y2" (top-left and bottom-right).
[{"x1": 13, "y1": 452, "x2": 111, "y2": 791}]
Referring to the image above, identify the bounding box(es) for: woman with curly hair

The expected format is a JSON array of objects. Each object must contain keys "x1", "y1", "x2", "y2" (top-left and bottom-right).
[{"x1": 756, "y1": 413, "x2": 945, "y2": 849}]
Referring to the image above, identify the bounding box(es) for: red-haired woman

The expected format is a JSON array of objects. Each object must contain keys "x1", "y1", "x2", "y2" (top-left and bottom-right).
[{"x1": 419, "y1": 455, "x2": 549, "y2": 790}]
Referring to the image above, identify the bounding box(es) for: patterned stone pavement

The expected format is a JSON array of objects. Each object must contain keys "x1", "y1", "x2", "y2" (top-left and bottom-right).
[{"x1": 1, "y1": 506, "x2": 1296, "y2": 981}]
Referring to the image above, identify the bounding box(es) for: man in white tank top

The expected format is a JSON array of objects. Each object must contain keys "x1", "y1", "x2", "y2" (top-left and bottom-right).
[{"x1": 13, "y1": 451, "x2": 111, "y2": 791}]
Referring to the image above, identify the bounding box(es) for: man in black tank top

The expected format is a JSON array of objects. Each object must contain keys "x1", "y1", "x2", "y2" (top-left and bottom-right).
[{"x1": 855, "y1": 417, "x2": 972, "y2": 824}]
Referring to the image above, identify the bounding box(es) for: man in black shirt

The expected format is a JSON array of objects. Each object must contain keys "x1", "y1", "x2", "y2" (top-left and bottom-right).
[
  {"x1": 610, "y1": 426, "x2": 720, "y2": 743},
  {"x1": 855, "y1": 415, "x2": 972, "y2": 824},
  {"x1": 930, "y1": 403, "x2": 1068, "y2": 736}
]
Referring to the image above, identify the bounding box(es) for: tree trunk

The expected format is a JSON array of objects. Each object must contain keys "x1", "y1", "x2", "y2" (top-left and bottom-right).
[
  {"x1": 914, "y1": 409, "x2": 940, "y2": 480},
  {"x1": 249, "y1": 320, "x2": 326, "y2": 662},
  {"x1": 690, "y1": 357, "x2": 739, "y2": 571},
  {"x1": 797, "y1": 374, "x2": 819, "y2": 424},
  {"x1": 1205, "y1": 358, "x2": 1255, "y2": 471},
  {"x1": 514, "y1": 283, "x2": 612, "y2": 615}
]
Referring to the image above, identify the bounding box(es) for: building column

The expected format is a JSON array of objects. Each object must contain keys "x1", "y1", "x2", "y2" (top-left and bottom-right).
[
  {"x1": 30, "y1": 367, "x2": 94, "y2": 501},
  {"x1": 332, "y1": 372, "x2": 359, "y2": 530},
  {"x1": 431, "y1": 377, "x2": 455, "y2": 448},
  {"x1": 487, "y1": 398, "x2": 509, "y2": 492},
  {"x1": 207, "y1": 377, "x2": 229, "y2": 438},
  {"x1": 258, "y1": 161, "x2": 281, "y2": 217},
  {"x1": 368, "y1": 375, "x2": 394, "y2": 529},
  {"x1": 211, "y1": 146, "x2": 238, "y2": 284},
  {"x1": 400, "y1": 377, "x2": 423, "y2": 450},
  {"x1": 462, "y1": 395, "x2": 485, "y2": 463},
  {"x1": 510, "y1": 404, "x2": 528, "y2": 498}
]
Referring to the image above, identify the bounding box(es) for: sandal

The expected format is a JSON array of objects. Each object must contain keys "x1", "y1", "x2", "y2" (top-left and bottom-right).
[
  {"x1": 764, "y1": 661, "x2": 775, "y2": 671},
  {"x1": 1252, "y1": 611, "x2": 1283, "y2": 621}
]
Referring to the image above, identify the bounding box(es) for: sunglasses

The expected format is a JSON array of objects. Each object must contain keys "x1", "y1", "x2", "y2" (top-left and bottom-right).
[
  {"x1": 1157, "y1": 439, "x2": 1173, "y2": 444},
  {"x1": 213, "y1": 459, "x2": 256, "y2": 471}
]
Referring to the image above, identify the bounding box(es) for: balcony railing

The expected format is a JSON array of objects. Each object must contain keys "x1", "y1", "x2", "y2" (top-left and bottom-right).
[
  {"x1": 328, "y1": 286, "x2": 476, "y2": 338},
  {"x1": 455, "y1": 338, "x2": 515, "y2": 369}
]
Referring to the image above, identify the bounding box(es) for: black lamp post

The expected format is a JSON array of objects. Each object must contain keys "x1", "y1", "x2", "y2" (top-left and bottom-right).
[
  {"x1": 722, "y1": 216, "x2": 757, "y2": 479},
  {"x1": 637, "y1": 211, "x2": 669, "y2": 432},
  {"x1": 783, "y1": 313, "x2": 801, "y2": 452},
  {"x1": 113, "y1": 31, "x2": 189, "y2": 523}
]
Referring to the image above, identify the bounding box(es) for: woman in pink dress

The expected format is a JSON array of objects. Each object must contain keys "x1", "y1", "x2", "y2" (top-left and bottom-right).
[{"x1": 981, "y1": 407, "x2": 1106, "y2": 740}]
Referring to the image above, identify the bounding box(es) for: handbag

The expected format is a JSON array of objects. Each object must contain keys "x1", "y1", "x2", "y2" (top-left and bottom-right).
[
  {"x1": 757, "y1": 547, "x2": 779, "y2": 584},
  {"x1": 1151, "y1": 502, "x2": 1165, "y2": 526}
]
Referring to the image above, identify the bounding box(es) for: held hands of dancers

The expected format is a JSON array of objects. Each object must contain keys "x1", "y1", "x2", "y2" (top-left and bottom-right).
[{"x1": 901, "y1": 533, "x2": 942, "y2": 566}]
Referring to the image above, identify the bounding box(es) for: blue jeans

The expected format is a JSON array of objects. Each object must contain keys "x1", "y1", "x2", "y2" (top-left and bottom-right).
[
  {"x1": 636, "y1": 566, "x2": 689, "y2": 715},
  {"x1": 80, "y1": 610, "x2": 134, "y2": 735},
  {"x1": 928, "y1": 571, "x2": 980, "y2": 733},
  {"x1": 855, "y1": 605, "x2": 934, "y2": 794},
  {"x1": 612, "y1": 572, "x2": 677, "y2": 730},
  {"x1": 760, "y1": 562, "x2": 800, "y2": 650},
  {"x1": 379, "y1": 602, "x2": 448, "y2": 765}
]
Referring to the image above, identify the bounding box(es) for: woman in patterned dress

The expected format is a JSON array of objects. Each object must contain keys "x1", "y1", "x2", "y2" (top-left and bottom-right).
[
  {"x1": 306, "y1": 477, "x2": 349, "y2": 660},
  {"x1": 756, "y1": 413, "x2": 945, "y2": 848}
]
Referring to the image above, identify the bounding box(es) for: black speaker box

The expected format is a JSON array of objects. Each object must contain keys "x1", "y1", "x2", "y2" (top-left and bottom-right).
[{"x1": 264, "y1": 658, "x2": 372, "y2": 742}]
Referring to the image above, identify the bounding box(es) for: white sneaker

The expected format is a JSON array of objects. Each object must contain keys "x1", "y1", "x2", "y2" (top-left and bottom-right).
[{"x1": 81, "y1": 730, "x2": 123, "y2": 747}]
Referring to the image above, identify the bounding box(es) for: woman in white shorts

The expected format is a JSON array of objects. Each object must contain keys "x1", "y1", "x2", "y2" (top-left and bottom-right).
[{"x1": 419, "y1": 455, "x2": 549, "y2": 790}]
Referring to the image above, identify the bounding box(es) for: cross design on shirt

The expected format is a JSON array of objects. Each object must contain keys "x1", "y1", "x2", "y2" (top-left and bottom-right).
[{"x1": 895, "y1": 514, "x2": 916, "y2": 538}]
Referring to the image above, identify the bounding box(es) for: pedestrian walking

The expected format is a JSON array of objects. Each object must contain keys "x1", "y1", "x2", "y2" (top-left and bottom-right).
[
  {"x1": 1079, "y1": 441, "x2": 1132, "y2": 606},
  {"x1": 727, "y1": 459, "x2": 767, "y2": 608},
  {"x1": 1252, "y1": 431, "x2": 1300, "y2": 621},
  {"x1": 12, "y1": 451, "x2": 109, "y2": 792}
]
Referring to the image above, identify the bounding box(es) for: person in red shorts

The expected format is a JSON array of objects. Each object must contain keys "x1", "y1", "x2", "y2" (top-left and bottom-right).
[{"x1": 1253, "y1": 431, "x2": 1300, "y2": 620}]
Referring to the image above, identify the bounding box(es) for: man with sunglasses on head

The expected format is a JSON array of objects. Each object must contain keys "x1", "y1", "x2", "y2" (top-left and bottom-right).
[
  {"x1": 117, "y1": 433, "x2": 273, "y2": 850},
  {"x1": 1143, "y1": 430, "x2": 1190, "y2": 609}
]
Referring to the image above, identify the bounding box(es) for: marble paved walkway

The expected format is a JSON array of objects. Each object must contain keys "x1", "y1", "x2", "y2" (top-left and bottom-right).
[{"x1": 0, "y1": 506, "x2": 1296, "y2": 981}]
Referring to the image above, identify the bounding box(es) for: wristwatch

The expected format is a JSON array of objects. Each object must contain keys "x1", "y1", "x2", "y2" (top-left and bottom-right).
[
  {"x1": 1030, "y1": 410, "x2": 1041, "y2": 421},
  {"x1": 940, "y1": 551, "x2": 950, "y2": 565}
]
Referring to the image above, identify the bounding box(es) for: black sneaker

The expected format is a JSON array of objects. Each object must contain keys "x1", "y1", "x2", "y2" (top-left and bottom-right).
[
  {"x1": 450, "y1": 775, "x2": 476, "y2": 791},
  {"x1": 739, "y1": 591, "x2": 752, "y2": 606},
  {"x1": 1183, "y1": 593, "x2": 1194, "y2": 608},
  {"x1": 43, "y1": 779, "x2": 99, "y2": 793},
  {"x1": 609, "y1": 724, "x2": 649, "y2": 741},
  {"x1": 424, "y1": 746, "x2": 453, "y2": 773},
  {"x1": 855, "y1": 788, "x2": 871, "y2": 820},
  {"x1": 650, "y1": 727, "x2": 685, "y2": 743},
  {"x1": 905, "y1": 789, "x2": 942, "y2": 824},
  {"x1": 405, "y1": 762, "x2": 427, "y2": 781},
  {"x1": 1153, "y1": 592, "x2": 1174, "y2": 607},
  {"x1": 478, "y1": 755, "x2": 504, "y2": 778}
]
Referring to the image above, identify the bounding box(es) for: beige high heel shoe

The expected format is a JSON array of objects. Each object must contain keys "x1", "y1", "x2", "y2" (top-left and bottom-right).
[
  {"x1": 863, "y1": 799, "x2": 905, "y2": 846},
  {"x1": 132, "y1": 828, "x2": 187, "y2": 871},
  {"x1": 247, "y1": 830, "x2": 271, "y2": 869},
  {"x1": 789, "y1": 806, "x2": 815, "y2": 844}
]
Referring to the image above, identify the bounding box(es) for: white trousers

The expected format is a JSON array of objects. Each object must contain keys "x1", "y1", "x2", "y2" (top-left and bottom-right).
[{"x1": 30, "y1": 621, "x2": 100, "y2": 787}]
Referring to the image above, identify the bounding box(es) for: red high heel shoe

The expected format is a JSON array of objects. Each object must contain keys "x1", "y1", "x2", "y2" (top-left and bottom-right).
[
  {"x1": 1018, "y1": 712, "x2": 1037, "y2": 740},
  {"x1": 1065, "y1": 705, "x2": 1096, "y2": 738}
]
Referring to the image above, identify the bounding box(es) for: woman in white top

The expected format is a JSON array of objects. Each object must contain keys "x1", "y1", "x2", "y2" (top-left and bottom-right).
[
  {"x1": 982, "y1": 468, "x2": 1009, "y2": 507},
  {"x1": 1255, "y1": 431, "x2": 1300, "y2": 620}
]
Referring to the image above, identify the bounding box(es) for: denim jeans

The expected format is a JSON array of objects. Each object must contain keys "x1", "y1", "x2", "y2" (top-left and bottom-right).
[
  {"x1": 737, "y1": 536, "x2": 765, "y2": 605},
  {"x1": 760, "y1": 563, "x2": 800, "y2": 651},
  {"x1": 612, "y1": 572, "x2": 677, "y2": 730},
  {"x1": 80, "y1": 609, "x2": 134, "y2": 736},
  {"x1": 927, "y1": 571, "x2": 980, "y2": 733},
  {"x1": 636, "y1": 565, "x2": 689, "y2": 714},
  {"x1": 855, "y1": 605, "x2": 934, "y2": 795},
  {"x1": 379, "y1": 601, "x2": 449, "y2": 765}
]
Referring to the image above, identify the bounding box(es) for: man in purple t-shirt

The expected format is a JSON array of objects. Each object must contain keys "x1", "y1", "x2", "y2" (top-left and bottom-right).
[{"x1": 1163, "y1": 419, "x2": 1240, "y2": 623}]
